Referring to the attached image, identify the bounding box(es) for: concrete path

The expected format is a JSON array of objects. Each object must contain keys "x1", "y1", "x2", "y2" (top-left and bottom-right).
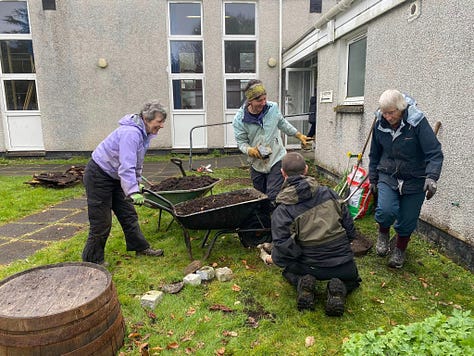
[{"x1": 1, "y1": 153, "x2": 316, "y2": 265}]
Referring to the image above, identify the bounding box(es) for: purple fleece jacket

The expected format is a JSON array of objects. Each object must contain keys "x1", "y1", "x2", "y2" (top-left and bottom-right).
[{"x1": 91, "y1": 114, "x2": 155, "y2": 196}]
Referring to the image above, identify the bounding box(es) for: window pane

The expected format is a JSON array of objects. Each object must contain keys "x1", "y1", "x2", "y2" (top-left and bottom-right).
[
  {"x1": 170, "y1": 3, "x2": 201, "y2": 35},
  {"x1": 170, "y1": 41, "x2": 203, "y2": 73},
  {"x1": 225, "y1": 41, "x2": 256, "y2": 73},
  {"x1": 347, "y1": 37, "x2": 367, "y2": 98},
  {"x1": 4, "y1": 80, "x2": 38, "y2": 110},
  {"x1": 0, "y1": 40, "x2": 35, "y2": 73},
  {"x1": 226, "y1": 79, "x2": 249, "y2": 109},
  {"x1": 0, "y1": 1, "x2": 30, "y2": 34},
  {"x1": 225, "y1": 3, "x2": 255, "y2": 35},
  {"x1": 172, "y1": 79, "x2": 203, "y2": 109}
]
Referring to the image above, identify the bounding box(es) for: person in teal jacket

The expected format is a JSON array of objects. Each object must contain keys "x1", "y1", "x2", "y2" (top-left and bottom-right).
[{"x1": 232, "y1": 79, "x2": 309, "y2": 203}]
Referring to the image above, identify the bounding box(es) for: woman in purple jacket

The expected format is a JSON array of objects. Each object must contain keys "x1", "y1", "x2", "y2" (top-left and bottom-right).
[{"x1": 82, "y1": 100, "x2": 167, "y2": 265}]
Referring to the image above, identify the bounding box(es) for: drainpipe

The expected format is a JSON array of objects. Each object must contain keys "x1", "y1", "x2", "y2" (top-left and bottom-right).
[
  {"x1": 314, "y1": 0, "x2": 355, "y2": 29},
  {"x1": 278, "y1": 0, "x2": 282, "y2": 108}
]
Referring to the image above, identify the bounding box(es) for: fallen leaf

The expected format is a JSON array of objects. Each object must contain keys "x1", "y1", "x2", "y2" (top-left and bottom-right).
[
  {"x1": 305, "y1": 336, "x2": 315, "y2": 347},
  {"x1": 212, "y1": 262, "x2": 218, "y2": 267},
  {"x1": 223, "y1": 330, "x2": 238, "y2": 337},
  {"x1": 369, "y1": 271, "x2": 376, "y2": 275},
  {"x1": 150, "y1": 346, "x2": 164, "y2": 351},
  {"x1": 215, "y1": 347, "x2": 226, "y2": 355},
  {"x1": 186, "y1": 307, "x2": 196, "y2": 316},
  {"x1": 170, "y1": 313, "x2": 175, "y2": 319},
  {"x1": 166, "y1": 342, "x2": 179, "y2": 349},
  {"x1": 139, "y1": 342, "x2": 149, "y2": 356},
  {"x1": 381, "y1": 282, "x2": 386, "y2": 288},
  {"x1": 146, "y1": 310, "x2": 156, "y2": 320},
  {"x1": 435, "y1": 292, "x2": 440, "y2": 297},
  {"x1": 371, "y1": 297, "x2": 385, "y2": 304},
  {"x1": 128, "y1": 332, "x2": 141, "y2": 339},
  {"x1": 453, "y1": 304, "x2": 462, "y2": 310},
  {"x1": 410, "y1": 296, "x2": 418, "y2": 300},
  {"x1": 232, "y1": 284, "x2": 241, "y2": 292},
  {"x1": 167, "y1": 330, "x2": 174, "y2": 336},
  {"x1": 390, "y1": 320, "x2": 398, "y2": 326},
  {"x1": 209, "y1": 304, "x2": 233, "y2": 312},
  {"x1": 185, "y1": 347, "x2": 195, "y2": 354}
]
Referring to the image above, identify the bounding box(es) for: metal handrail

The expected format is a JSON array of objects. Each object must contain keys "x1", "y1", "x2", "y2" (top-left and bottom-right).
[{"x1": 189, "y1": 121, "x2": 233, "y2": 171}]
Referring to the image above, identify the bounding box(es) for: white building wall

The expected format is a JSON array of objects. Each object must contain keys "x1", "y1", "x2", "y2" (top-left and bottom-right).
[{"x1": 313, "y1": 0, "x2": 473, "y2": 246}]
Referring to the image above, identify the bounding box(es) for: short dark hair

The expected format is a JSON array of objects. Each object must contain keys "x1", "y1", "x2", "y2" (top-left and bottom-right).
[{"x1": 282, "y1": 152, "x2": 306, "y2": 176}]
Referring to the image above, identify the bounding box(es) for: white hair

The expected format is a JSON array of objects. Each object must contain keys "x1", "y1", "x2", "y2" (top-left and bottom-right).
[{"x1": 379, "y1": 89, "x2": 408, "y2": 111}]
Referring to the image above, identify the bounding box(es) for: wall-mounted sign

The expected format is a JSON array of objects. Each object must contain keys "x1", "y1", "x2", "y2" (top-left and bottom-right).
[{"x1": 320, "y1": 90, "x2": 333, "y2": 103}]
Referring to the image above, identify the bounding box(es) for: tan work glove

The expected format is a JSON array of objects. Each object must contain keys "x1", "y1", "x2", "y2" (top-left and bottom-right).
[
  {"x1": 247, "y1": 146, "x2": 263, "y2": 159},
  {"x1": 295, "y1": 132, "x2": 309, "y2": 146}
]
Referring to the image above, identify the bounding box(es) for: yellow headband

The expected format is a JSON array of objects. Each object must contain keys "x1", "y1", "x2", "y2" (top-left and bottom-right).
[{"x1": 245, "y1": 83, "x2": 266, "y2": 101}]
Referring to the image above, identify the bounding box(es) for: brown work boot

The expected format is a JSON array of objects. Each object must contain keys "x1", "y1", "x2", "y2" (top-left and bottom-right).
[{"x1": 136, "y1": 247, "x2": 164, "y2": 257}]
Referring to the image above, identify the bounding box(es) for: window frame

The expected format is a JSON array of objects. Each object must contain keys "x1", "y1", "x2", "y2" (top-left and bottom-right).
[
  {"x1": 168, "y1": 1, "x2": 205, "y2": 111},
  {"x1": 0, "y1": 1, "x2": 39, "y2": 112},
  {"x1": 222, "y1": 1, "x2": 258, "y2": 110},
  {"x1": 343, "y1": 33, "x2": 367, "y2": 106}
]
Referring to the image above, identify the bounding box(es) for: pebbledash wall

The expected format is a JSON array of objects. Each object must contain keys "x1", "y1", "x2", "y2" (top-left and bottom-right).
[
  {"x1": 283, "y1": 0, "x2": 473, "y2": 270},
  {"x1": 0, "y1": 0, "x2": 323, "y2": 154}
]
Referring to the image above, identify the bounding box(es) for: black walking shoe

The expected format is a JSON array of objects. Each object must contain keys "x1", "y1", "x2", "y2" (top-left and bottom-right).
[
  {"x1": 325, "y1": 278, "x2": 347, "y2": 317},
  {"x1": 136, "y1": 248, "x2": 164, "y2": 257},
  {"x1": 297, "y1": 274, "x2": 316, "y2": 311}
]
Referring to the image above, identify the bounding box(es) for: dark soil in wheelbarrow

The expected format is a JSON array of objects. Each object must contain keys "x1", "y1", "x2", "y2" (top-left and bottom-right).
[
  {"x1": 175, "y1": 189, "x2": 261, "y2": 215},
  {"x1": 150, "y1": 175, "x2": 219, "y2": 191}
]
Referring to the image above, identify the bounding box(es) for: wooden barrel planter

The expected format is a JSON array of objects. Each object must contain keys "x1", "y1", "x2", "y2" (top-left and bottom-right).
[{"x1": 0, "y1": 262, "x2": 125, "y2": 355}]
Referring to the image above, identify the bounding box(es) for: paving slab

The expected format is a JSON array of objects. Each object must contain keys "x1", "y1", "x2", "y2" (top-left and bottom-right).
[
  {"x1": 27, "y1": 224, "x2": 85, "y2": 242},
  {"x1": 16, "y1": 209, "x2": 75, "y2": 223},
  {"x1": 0, "y1": 223, "x2": 46, "y2": 238},
  {"x1": 53, "y1": 198, "x2": 87, "y2": 209},
  {"x1": 60, "y1": 210, "x2": 89, "y2": 225},
  {"x1": 0, "y1": 240, "x2": 48, "y2": 264}
]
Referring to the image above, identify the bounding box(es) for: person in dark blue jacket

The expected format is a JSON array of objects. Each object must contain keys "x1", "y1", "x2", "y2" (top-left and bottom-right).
[
  {"x1": 368, "y1": 89, "x2": 443, "y2": 269},
  {"x1": 265, "y1": 152, "x2": 361, "y2": 316}
]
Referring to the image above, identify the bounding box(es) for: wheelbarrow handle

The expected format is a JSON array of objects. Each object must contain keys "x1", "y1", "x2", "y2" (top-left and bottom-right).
[
  {"x1": 142, "y1": 188, "x2": 175, "y2": 214},
  {"x1": 170, "y1": 158, "x2": 186, "y2": 177}
]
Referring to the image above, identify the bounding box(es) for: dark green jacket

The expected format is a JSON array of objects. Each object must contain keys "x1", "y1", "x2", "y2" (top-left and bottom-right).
[{"x1": 271, "y1": 175, "x2": 356, "y2": 268}]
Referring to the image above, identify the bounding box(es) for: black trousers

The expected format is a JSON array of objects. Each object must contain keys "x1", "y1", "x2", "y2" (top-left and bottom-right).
[
  {"x1": 250, "y1": 160, "x2": 284, "y2": 203},
  {"x1": 82, "y1": 160, "x2": 149, "y2": 263},
  {"x1": 283, "y1": 260, "x2": 361, "y2": 293}
]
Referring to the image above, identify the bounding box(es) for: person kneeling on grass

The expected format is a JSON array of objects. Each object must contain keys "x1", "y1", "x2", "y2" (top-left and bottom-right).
[{"x1": 261, "y1": 152, "x2": 361, "y2": 316}]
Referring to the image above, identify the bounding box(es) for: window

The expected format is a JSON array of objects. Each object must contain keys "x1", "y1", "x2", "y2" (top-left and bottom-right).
[
  {"x1": 223, "y1": 2, "x2": 256, "y2": 109},
  {"x1": 169, "y1": 2, "x2": 204, "y2": 110},
  {"x1": 226, "y1": 79, "x2": 249, "y2": 109},
  {"x1": 309, "y1": 0, "x2": 322, "y2": 13},
  {"x1": 172, "y1": 79, "x2": 203, "y2": 110},
  {"x1": 225, "y1": 3, "x2": 255, "y2": 35},
  {"x1": 0, "y1": 1, "x2": 38, "y2": 111},
  {"x1": 344, "y1": 35, "x2": 367, "y2": 104}
]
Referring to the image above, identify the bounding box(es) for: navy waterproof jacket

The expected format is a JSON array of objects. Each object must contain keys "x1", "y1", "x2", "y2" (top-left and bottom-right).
[{"x1": 368, "y1": 96, "x2": 443, "y2": 195}]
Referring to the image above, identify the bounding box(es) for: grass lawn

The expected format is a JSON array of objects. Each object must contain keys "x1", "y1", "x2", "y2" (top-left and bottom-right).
[{"x1": 0, "y1": 165, "x2": 473, "y2": 355}]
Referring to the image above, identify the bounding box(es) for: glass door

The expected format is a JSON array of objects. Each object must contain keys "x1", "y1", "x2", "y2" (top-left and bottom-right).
[{"x1": 284, "y1": 68, "x2": 313, "y2": 148}]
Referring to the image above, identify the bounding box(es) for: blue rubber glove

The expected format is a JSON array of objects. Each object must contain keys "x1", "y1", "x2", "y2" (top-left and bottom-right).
[{"x1": 130, "y1": 193, "x2": 145, "y2": 205}]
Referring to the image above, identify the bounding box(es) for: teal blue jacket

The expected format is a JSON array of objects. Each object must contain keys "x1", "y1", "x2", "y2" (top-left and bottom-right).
[{"x1": 233, "y1": 101, "x2": 297, "y2": 173}]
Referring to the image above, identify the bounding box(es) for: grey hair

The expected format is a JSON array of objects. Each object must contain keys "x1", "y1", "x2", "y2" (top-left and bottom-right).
[
  {"x1": 140, "y1": 100, "x2": 167, "y2": 122},
  {"x1": 378, "y1": 89, "x2": 408, "y2": 111}
]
